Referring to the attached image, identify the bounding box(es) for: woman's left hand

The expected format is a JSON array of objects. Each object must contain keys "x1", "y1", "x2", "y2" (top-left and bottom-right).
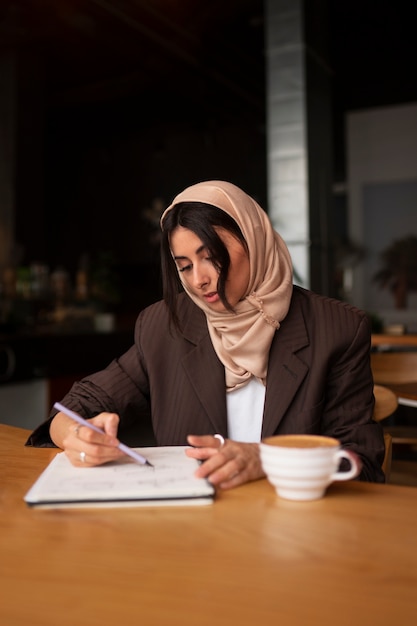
[{"x1": 185, "y1": 434, "x2": 265, "y2": 489}]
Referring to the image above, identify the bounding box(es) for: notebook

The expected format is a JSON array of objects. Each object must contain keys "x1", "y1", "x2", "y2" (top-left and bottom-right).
[{"x1": 24, "y1": 446, "x2": 215, "y2": 508}]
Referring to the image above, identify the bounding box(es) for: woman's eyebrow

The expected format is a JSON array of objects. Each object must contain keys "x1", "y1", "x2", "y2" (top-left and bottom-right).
[{"x1": 173, "y1": 244, "x2": 206, "y2": 260}]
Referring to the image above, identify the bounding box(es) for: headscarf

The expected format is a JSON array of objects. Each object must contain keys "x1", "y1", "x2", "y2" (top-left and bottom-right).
[{"x1": 161, "y1": 180, "x2": 293, "y2": 390}]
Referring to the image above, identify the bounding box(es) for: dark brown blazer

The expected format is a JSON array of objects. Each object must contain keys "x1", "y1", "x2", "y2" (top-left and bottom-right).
[{"x1": 27, "y1": 286, "x2": 385, "y2": 482}]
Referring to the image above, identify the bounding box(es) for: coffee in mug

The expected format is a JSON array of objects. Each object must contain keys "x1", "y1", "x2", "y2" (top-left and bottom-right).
[{"x1": 259, "y1": 434, "x2": 361, "y2": 501}]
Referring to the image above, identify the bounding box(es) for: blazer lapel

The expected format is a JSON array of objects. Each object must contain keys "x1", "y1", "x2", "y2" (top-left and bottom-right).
[
  {"x1": 262, "y1": 301, "x2": 310, "y2": 437},
  {"x1": 180, "y1": 303, "x2": 228, "y2": 434}
]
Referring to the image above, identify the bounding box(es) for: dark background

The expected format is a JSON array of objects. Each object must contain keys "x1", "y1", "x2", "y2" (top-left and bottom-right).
[{"x1": 1, "y1": 0, "x2": 416, "y2": 314}]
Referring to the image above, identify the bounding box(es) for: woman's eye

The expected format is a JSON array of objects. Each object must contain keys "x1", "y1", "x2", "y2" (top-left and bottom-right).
[{"x1": 178, "y1": 264, "x2": 192, "y2": 273}]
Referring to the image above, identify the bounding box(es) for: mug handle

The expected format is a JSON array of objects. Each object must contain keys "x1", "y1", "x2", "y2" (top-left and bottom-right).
[{"x1": 331, "y1": 449, "x2": 362, "y2": 481}]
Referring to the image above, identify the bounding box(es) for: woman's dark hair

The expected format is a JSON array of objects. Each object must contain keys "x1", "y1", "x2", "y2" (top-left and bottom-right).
[{"x1": 161, "y1": 202, "x2": 247, "y2": 330}]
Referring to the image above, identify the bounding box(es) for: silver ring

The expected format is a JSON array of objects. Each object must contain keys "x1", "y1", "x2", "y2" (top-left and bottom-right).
[
  {"x1": 79, "y1": 451, "x2": 86, "y2": 463},
  {"x1": 214, "y1": 433, "x2": 225, "y2": 448}
]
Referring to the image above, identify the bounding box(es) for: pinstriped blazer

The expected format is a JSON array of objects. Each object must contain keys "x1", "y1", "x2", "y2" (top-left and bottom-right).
[{"x1": 27, "y1": 286, "x2": 385, "y2": 482}]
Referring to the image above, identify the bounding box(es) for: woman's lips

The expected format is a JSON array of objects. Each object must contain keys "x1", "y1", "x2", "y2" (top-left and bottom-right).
[{"x1": 203, "y1": 292, "x2": 219, "y2": 303}]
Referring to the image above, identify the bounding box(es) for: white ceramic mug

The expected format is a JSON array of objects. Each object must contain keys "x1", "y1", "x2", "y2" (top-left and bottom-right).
[{"x1": 259, "y1": 434, "x2": 361, "y2": 501}]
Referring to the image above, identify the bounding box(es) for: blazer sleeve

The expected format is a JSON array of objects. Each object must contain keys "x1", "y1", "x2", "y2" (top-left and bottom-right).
[{"x1": 317, "y1": 313, "x2": 385, "y2": 483}]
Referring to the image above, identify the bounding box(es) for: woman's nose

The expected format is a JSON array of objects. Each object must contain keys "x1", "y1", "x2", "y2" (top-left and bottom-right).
[{"x1": 192, "y1": 266, "x2": 209, "y2": 289}]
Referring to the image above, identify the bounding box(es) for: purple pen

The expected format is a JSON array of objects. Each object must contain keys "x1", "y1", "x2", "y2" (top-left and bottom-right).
[{"x1": 54, "y1": 402, "x2": 154, "y2": 467}]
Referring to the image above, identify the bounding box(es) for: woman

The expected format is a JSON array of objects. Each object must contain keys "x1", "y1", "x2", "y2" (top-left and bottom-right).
[{"x1": 27, "y1": 180, "x2": 386, "y2": 486}]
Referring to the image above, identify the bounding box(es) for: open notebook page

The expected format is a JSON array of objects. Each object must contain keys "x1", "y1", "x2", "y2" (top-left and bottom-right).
[{"x1": 24, "y1": 446, "x2": 215, "y2": 508}]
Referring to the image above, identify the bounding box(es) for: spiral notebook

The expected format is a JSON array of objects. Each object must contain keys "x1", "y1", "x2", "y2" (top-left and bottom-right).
[{"x1": 24, "y1": 446, "x2": 215, "y2": 508}]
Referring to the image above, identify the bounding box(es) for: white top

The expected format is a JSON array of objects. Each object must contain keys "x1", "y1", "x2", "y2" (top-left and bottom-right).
[{"x1": 226, "y1": 377, "x2": 266, "y2": 442}]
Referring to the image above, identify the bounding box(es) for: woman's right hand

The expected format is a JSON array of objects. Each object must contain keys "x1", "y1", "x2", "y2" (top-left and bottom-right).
[
  {"x1": 50, "y1": 411, "x2": 125, "y2": 467},
  {"x1": 186, "y1": 434, "x2": 265, "y2": 489}
]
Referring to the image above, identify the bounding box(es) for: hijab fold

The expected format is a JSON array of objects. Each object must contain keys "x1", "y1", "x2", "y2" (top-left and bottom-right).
[{"x1": 161, "y1": 181, "x2": 293, "y2": 390}]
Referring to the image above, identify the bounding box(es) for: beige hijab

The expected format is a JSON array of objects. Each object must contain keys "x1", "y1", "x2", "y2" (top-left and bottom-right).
[{"x1": 161, "y1": 180, "x2": 293, "y2": 390}]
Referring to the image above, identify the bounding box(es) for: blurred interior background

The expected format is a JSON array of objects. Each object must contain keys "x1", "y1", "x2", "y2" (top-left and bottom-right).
[
  {"x1": 0, "y1": 1, "x2": 416, "y2": 444},
  {"x1": 1, "y1": 0, "x2": 416, "y2": 318}
]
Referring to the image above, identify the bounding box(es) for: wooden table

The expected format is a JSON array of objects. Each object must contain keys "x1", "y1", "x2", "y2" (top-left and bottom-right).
[
  {"x1": 371, "y1": 333, "x2": 417, "y2": 348},
  {"x1": 384, "y1": 382, "x2": 417, "y2": 403},
  {"x1": 1, "y1": 424, "x2": 417, "y2": 626}
]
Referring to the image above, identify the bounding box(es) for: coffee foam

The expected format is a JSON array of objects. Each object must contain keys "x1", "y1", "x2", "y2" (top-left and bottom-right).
[{"x1": 262, "y1": 435, "x2": 339, "y2": 449}]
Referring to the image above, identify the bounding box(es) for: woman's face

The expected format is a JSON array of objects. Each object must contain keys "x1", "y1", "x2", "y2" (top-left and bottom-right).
[{"x1": 170, "y1": 225, "x2": 250, "y2": 312}]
